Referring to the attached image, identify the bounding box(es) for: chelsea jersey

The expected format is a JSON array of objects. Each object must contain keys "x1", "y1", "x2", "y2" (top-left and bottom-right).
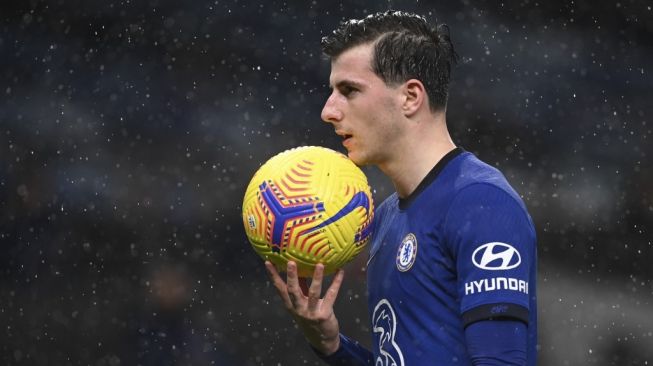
[{"x1": 366, "y1": 147, "x2": 537, "y2": 365}]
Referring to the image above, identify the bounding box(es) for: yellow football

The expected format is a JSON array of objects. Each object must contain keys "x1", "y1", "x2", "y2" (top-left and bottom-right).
[{"x1": 242, "y1": 146, "x2": 374, "y2": 277}]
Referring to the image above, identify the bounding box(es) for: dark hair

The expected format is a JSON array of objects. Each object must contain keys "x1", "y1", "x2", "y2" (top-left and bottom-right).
[{"x1": 321, "y1": 10, "x2": 458, "y2": 111}]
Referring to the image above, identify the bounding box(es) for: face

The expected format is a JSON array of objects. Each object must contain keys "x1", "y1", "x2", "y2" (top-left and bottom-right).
[{"x1": 321, "y1": 43, "x2": 405, "y2": 166}]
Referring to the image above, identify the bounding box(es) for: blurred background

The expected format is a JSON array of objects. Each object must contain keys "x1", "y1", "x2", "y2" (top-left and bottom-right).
[{"x1": 1, "y1": 0, "x2": 651, "y2": 365}]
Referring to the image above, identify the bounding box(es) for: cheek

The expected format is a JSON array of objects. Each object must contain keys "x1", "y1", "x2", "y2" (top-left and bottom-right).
[
  {"x1": 375, "y1": 100, "x2": 402, "y2": 130},
  {"x1": 365, "y1": 115, "x2": 397, "y2": 147}
]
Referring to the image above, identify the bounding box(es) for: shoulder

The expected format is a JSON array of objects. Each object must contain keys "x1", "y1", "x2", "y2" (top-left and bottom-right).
[
  {"x1": 449, "y1": 153, "x2": 510, "y2": 188},
  {"x1": 440, "y1": 152, "x2": 533, "y2": 231},
  {"x1": 447, "y1": 152, "x2": 525, "y2": 208},
  {"x1": 441, "y1": 154, "x2": 536, "y2": 253}
]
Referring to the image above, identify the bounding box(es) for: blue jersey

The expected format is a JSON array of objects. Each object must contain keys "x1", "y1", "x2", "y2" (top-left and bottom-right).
[{"x1": 319, "y1": 148, "x2": 537, "y2": 365}]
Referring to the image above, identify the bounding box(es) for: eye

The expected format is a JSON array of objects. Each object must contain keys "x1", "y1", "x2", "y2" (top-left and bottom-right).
[{"x1": 340, "y1": 85, "x2": 358, "y2": 98}]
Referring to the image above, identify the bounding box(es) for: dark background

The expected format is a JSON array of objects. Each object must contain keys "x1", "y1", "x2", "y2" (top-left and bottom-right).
[{"x1": 1, "y1": 0, "x2": 652, "y2": 365}]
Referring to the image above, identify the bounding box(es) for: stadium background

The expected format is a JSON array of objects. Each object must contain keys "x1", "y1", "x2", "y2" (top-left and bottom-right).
[{"x1": 1, "y1": 1, "x2": 651, "y2": 364}]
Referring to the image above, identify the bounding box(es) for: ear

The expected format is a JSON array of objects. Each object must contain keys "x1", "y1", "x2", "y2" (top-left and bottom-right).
[{"x1": 400, "y1": 79, "x2": 427, "y2": 117}]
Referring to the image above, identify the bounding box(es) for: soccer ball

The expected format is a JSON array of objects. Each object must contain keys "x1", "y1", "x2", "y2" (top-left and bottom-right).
[{"x1": 242, "y1": 146, "x2": 374, "y2": 278}]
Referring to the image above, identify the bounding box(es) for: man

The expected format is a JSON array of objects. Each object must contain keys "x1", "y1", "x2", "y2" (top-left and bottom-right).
[{"x1": 265, "y1": 10, "x2": 537, "y2": 365}]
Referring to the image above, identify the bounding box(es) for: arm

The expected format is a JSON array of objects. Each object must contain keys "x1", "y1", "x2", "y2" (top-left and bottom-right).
[
  {"x1": 465, "y1": 319, "x2": 527, "y2": 366},
  {"x1": 444, "y1": 183, "x2": 536, "y2": 365}
]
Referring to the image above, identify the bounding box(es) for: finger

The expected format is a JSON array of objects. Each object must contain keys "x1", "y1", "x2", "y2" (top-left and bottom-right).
[
  {"x1": 307, "y1": 263, "x2": 325, "y2": 311},
  {"x1": 286, "y1": 261, "x2": 304, "y2": 308},
  {"x1": 264, "y1": 260, "x2": 285, "y2": 290},
  {"x1": 264, "y1": 261, "x2": 293, "y2": 309},
  {"x1": 323, "y1": 267, "x2": 345, "y2": 307}
]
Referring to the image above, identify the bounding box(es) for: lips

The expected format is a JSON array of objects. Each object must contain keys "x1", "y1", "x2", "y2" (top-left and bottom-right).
[
  {"x1": 341, "y1": 136, "x2": 353, "y2": 149},
  {"x1": 335, "y1": 131, "x2": 353, "y2": 147},
  {"x1": 335, "y1": 130, "x2": 352, "y2": 139}
]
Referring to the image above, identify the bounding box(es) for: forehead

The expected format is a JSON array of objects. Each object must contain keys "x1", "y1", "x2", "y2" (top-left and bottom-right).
[{"x1": 329, "y1": 43, "x2": 378, "y2": 86}]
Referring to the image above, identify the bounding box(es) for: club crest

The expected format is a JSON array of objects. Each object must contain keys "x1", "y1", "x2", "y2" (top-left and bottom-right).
[{"x1": 396, "y1": 233, "x2": 417, "y2": 272}]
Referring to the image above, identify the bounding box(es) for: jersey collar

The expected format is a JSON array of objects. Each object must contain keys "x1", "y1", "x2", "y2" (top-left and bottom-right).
[{"x1": 398, "y1": 147, "x2": 465, "y2": 210}]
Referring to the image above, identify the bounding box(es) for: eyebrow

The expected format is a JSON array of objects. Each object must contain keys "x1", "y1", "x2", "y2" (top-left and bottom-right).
[{"x1": 331, "y1": 79, "x2": 365, "y2": 90}]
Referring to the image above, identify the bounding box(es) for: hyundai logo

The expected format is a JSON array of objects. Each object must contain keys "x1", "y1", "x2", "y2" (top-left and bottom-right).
[{"x1": 472, "y1": 242, "x2": 521, "y2": 270}]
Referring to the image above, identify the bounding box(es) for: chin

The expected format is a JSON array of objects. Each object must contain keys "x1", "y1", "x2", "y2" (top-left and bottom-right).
[{"x1": 347, "y1": 152, "x2": 368, "y2": 167}]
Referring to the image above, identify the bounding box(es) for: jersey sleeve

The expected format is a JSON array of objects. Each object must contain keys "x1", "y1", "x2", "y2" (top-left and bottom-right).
[
  {"x1": 443, "y1": 183, "x2": 536, "y2": 326},
  {"x1": 313, "y1": 334, "x2": 374, "y2": 365},
  {"x1": 465, "y1": 319, "x2": 527, "y2": 365}
]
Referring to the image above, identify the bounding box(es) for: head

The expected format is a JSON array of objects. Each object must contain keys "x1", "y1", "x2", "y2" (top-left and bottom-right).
[
  {"x1": 321, "y1": 10, "x2": 457, "y2": 112},
  {"x1": 320, "y1": 11, "x2": 457, "y2": 167}
]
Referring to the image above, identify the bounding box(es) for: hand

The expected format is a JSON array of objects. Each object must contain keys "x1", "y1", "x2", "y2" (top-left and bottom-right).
[{"x1": 265, "y1": 260, "x2": 345, "y2": 355}]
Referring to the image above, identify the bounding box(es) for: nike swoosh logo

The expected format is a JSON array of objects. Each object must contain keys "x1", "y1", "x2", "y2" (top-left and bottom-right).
[{"x1": 305, "y1": 191, "x2": 372, "y2": 241}]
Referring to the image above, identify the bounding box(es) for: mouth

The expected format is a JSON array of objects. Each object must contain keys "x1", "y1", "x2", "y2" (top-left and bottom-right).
[
  {"x1": 336, "y1": 131, "x2": 353, "y2": 141},
  {"x1": 338, "y1": 133, "x2": 353, "y2": 148}
]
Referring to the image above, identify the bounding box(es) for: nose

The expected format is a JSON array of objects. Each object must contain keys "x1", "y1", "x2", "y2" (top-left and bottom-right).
[{"x1": 321, "y1": 92, "x2": 343, "y2": 124}]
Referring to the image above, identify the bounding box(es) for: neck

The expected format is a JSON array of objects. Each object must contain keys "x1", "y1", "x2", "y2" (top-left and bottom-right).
[{"x1": 379, "y1": 113, "x2": 456, "y2": 198}]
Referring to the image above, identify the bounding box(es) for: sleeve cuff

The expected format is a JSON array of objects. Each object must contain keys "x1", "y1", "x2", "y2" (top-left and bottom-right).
[
  {"x1": 312, "y1": 334, "x2": 348, "y2": 360},
  {"x1": 462, "y1": 303, "x2": 529, "y2": 327},
  {"x1": 312, "y1": 334, "x2": 373, "y2": 365}
]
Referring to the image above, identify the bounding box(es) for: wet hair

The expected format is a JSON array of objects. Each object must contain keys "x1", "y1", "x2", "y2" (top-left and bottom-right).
[{"x1": 321, "y1": 10, "x2": 458, "y2": 111}]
